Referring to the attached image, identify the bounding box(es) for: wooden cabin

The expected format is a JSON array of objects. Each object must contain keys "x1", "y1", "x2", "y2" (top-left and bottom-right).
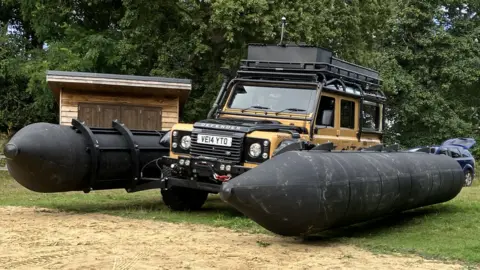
[{"x1": 46, "y1": 71, "x2": 191, "y2": 131}]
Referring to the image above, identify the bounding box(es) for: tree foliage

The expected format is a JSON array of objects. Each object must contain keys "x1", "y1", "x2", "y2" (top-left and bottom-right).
[{"x1": 0, "y1": 0, "x2": 478, "y2": 150}]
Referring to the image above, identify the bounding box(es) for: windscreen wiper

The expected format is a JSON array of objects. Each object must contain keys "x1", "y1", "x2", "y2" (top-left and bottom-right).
[
  {"x1": 241, "y1": 105, "x2": 270, "y2": 112},
  {"x1": 275, "y1": 108, "x2": 306, "y2": 115}
]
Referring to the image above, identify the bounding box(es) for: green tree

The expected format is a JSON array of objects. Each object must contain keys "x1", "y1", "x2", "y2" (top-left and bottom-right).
[
  {"x1": 0, "y1": 1, "x2": 57, "y2": 134},
  {"x1": 378, "y1": 0, "x2": 479, "y2": 147},
  {"x1": 0, "y1": 0, "x2": 478, "y2": 151}
]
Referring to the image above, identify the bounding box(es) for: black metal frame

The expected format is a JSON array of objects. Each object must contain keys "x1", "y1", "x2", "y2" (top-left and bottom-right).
[
  {"x1": 236, "y1": 70, "x2": 319, "y2": 82},
  {"x1": 139, "y1": 177, "x2": 221, "y2": 193},
  {"x1": 112, "y1": 120, "x2": 141, "y2": 191},
  {"x1": 358, "y1": 96, "x2": 364, "y2": 141},
  {"x1": 207, "y1": 75, "x2": 230, "y2": 119},
  {"x1": 240, "y1": 60, "x2": 380, "y2": 85},
  {"x1": 71, "y1": 119, "x2": 100, "y2": 193},
  {"x1": 155, "y1": 155, "x2": 252, "y2": 191},
  {"x1": 310, "y1": 83, "x2": 324, "y2": 139},
  {"x1": 71, "y1": 119, "x2": 169, "y2": 193},
  {"x1": 237, "y1": 60, "x2": 386, "y2": 102},
  {"x1": 230, "y1": 78, "x2": 320, "y2": 88}
]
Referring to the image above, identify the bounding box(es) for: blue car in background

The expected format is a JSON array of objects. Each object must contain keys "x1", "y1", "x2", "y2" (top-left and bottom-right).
[{"x1": 408, "y1": 138, "x2": 476, "y2": 186}]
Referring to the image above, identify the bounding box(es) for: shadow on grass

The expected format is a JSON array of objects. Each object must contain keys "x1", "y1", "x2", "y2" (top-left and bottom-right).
[{"x1": 300, "y1": 203, "x2": 461, "y2": 244}]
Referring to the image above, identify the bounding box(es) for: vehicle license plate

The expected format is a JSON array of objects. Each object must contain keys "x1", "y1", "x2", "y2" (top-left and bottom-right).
[{"x1": 197, "y1": 134, "x2": 232, "y2": 147}]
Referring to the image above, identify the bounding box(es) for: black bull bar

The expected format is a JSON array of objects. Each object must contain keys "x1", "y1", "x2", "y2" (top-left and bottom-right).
[{"x1": 136, "y1": 156, "x2": 252, "y2": 193}]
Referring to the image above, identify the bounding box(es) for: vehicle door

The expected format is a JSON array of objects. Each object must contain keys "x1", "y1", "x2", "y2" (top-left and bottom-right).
[
  {"x1": 312, "y1": 94, "x2": 339, "y2": 147},
  {"x1": 337, "y1": 97, "x2": 358, "y2": 150}
]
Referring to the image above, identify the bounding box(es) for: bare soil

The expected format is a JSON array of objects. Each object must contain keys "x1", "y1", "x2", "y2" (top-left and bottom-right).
[{"x1": 0, "y1": 206, "x2": 464, "y2": 270}]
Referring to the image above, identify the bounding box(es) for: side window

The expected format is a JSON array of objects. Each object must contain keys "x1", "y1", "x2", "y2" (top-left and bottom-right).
[
  {"x1": 439, "y1": 148, "x2": 450, "y2": 156},
  {"x1": 316, "y1": 96, "x2": 335, "y2": 127},
  {"x1": 340, "y1": 100, "x2": 355, "y2": 129},
  {"x1": 362, "y1": 102, "x2": 381, "y2": 131},
  {"x1": 461, "y1": 150, "x2": 472, "y2": 158},
  {"x1": 449, "y1": 148, "x2": 461, "y2": 158}
]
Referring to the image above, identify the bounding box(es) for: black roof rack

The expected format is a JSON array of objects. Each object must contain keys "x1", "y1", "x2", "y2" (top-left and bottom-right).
[
  {"x1": 236, "y1": 70, "x2": 318, "y2": 83},
  {"x1": 235, "y1": 44, "x2": 386, "y2": 102}
]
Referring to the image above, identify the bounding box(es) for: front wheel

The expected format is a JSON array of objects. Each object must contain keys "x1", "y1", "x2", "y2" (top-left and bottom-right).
[
  {"x1": 464, "y1": 170, "x2": 474, "y2": 187},
  {"x1": 161, "y1": 187, "x2": 209, "y2": 211}
]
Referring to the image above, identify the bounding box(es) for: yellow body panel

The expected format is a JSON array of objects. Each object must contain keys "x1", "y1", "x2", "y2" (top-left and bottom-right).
[
  {"x1": 310, "y1": 93, "x2": 382, "y2": 150},
  {"x1": 169, "y1": 123, "x2": 194, "y2": 158},
  {"x1": 169, "y1": 90, "x2": 383, "y2": 167},
  {"x1": 171, "y1": 123, "x2": 194, "y2": 131}
]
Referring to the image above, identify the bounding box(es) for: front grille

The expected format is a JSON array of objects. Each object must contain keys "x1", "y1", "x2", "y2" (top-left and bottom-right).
[{"x1": 190, "y1": 130, "x2": 244, "y2": 163}]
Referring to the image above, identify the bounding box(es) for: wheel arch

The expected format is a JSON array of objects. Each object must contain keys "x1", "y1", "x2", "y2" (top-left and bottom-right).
[{"x1": 463, "y1": 164, "x2": 474, "y2": 174}]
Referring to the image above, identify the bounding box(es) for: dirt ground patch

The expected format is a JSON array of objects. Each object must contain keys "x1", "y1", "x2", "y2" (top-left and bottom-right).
[{"x1": 0, "y1": 206, "x2": 465, "y2": 270}]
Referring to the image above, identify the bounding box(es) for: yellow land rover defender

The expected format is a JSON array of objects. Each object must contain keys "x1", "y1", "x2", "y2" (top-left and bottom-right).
[{"x1": 158, "y1": 43, "x2": 387, "y2": 210}]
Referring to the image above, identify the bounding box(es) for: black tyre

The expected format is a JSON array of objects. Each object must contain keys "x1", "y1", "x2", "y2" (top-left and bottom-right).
[
  {"x1": 161, "y1": 187, "x2": 209, "y2": 211},
  {"x1": 464, "y1": 170, "x2": 474, "y2": 187}
]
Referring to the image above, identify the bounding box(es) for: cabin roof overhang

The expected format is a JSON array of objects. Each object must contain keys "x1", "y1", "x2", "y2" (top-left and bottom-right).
[{"x1": 46, "y1": 70, "x2": 192, "y2": 107}]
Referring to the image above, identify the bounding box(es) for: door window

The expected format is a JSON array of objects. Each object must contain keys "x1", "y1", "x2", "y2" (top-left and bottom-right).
[
  {"x1": 340, "y1": 100, "x2": 355, "y2": 129},
  {"x1": 316, "y1": 96, "x2": 335, "y2": 127},
  {"x1": 447, "y1": 147, "x2": 461, "y2": 158}
]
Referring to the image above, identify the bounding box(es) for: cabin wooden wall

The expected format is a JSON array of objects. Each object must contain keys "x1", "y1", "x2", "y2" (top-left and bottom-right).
[{"x1": 59, "y1": 89, "x2": 179, "y2": 131}]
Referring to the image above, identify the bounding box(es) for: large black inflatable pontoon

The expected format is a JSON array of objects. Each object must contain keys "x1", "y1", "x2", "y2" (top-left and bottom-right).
[
  {"x1": 219, "y1": 150, "x2": 464, "y2": 236},
  {"x1": 3, "y1": 119, "x2": 169, "y2": 193}
]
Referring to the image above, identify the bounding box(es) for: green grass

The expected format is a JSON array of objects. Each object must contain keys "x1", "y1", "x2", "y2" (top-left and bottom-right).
[
  {"x1": 0, "y1": 171, "x2": 265, "y2": 233},
  {"x1": 319, "y1": 181, "x2": 480, "y2": 263},
  {"x1": 0, "y1": 170, "x2": 480, "y2": 267}
]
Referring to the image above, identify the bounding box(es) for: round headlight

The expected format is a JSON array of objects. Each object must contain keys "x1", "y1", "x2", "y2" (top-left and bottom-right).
[
  {"x1": 180, "y1": 135, "x2": 191, "y2": 150},
  {"x1": 249, "y1": 143, "x2": 262, "y2": 158}
]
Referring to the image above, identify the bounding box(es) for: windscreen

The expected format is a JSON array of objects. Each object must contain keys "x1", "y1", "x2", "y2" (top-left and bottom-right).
[{"x1": 227, "y1": 83, "x2": 317, "y2": 113}]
